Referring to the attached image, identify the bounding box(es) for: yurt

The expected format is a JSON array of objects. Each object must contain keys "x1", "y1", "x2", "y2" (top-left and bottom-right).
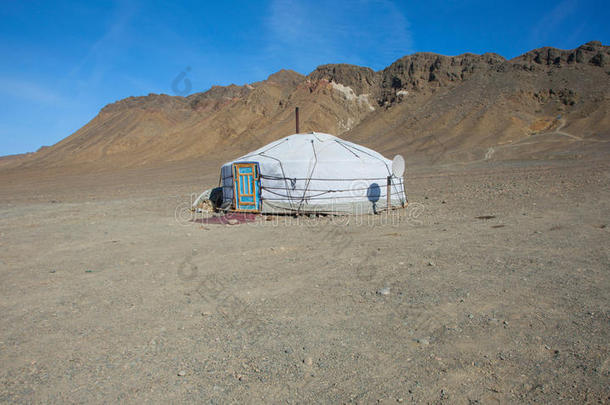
[{"x1": 197, "y1": 132, "x2": 407, "y2": 215}]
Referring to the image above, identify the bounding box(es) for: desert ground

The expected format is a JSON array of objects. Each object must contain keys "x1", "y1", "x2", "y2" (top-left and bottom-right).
[{"x1": 0, "y1": 156, "x2": 608, "y2": 403}]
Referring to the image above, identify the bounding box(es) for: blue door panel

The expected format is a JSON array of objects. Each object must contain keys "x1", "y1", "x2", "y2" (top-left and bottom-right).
[{"x1": 233, "y1": 162, "x2": 261, "y2": 212}]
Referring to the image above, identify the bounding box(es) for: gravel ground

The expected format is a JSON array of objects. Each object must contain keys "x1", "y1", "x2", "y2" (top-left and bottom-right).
[{"x1": 0, "y1": 158, "x2": 608, "y2": 403}]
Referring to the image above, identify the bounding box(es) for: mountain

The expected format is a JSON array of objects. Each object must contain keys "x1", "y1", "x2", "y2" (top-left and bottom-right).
[{"x1": 4, "y1": 41, "x2": 610, "y2": 170}]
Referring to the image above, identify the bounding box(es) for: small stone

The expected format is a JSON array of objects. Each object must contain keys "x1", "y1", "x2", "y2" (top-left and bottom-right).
[
  {"x1": 177, "y1": 370, "x2": 186, "y2": 376},
  {"x1": 227, "y1": 219, "x2": 239, "y2": 225},
  {"x1": 303, "y1": 357, "x2": 313, "y2": 366},
  {"x1": 417, "y1": 338, "x2": 430, "y2": 345},
  {"x1": 377, "y1": 287, "x2": 391, "y2": 296},
  {"x1": 468, "y1": 314, "x2": 474, "y2": 319},
  {"x1": 49, "y1": 270, "x2": 56, "y2": 273},
  {"x1": 440, "y1": 389, "x2": 448, "y2": 400},
  {"x1": 427, "y1": 261, "x2": 435, "y2": 267}
]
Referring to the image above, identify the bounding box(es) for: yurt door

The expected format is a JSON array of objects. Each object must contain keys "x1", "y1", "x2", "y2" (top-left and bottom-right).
[{"x1": 232, "y1": 162, "x2": 261, "y2": 212}]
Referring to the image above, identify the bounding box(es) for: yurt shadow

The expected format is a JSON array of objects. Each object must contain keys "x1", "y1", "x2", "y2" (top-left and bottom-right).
[{"x1": 367, "y1": 183, "x2": 381, "y2": 214}]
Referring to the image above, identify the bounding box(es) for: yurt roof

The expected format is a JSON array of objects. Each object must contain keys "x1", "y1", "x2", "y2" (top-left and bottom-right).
[{"x1": 226, "y1": 132, "x2": 391, "y2": 166}]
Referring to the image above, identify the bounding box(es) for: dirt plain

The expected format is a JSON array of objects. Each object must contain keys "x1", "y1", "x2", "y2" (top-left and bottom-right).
[{"x1": 0, "y1": 155, "x2": 608, "y2": 403}]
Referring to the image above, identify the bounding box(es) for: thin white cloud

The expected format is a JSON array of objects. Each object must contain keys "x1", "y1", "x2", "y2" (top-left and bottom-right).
[
  {"x1": 530, "y1": 0, "x2": 577, "y2": 47},
  {"x1": 264, "y1": 0, "x2": 413, "y2": 71},
  {"x1": 0, "y1": 77, "x2": 64, "y2": 104},
  {"x1": 68, "y1": 2, "x2": 136, "y2": 81}
]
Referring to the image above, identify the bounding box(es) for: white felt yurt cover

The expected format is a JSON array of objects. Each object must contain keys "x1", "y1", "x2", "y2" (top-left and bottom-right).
[{"x1": 219, "y1": 132, "x2": 406, "y2": 214}]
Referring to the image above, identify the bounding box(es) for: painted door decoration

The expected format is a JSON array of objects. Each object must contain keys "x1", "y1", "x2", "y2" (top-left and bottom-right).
[{"x1": 232, "y1": 162, "x2": 261, "y2": 212}]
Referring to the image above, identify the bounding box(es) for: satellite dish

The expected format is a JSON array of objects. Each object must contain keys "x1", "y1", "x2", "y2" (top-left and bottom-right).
[{"x1": 392, "y1": 154, "x2": 405, "y2": 177}]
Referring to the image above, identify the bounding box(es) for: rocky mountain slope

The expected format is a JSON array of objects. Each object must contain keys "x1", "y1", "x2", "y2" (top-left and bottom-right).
[{"x1": 4, "y1": 41, "x2": 609, "y2": 170}]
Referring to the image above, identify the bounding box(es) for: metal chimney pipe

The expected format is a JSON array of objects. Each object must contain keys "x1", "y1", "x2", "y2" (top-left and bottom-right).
[{"x1": 295, "y1": 107, "x2": 300, "y2": 133}]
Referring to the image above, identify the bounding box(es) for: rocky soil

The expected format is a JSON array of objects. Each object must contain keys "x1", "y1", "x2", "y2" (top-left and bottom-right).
[{"x1": 0, "y1": 157, "x2": 608, "y2": 402}]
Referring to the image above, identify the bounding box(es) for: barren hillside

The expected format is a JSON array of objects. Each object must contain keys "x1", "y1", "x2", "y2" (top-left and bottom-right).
[{"x1": 4, "y1": 41, "x2": 609, "y2": 171}]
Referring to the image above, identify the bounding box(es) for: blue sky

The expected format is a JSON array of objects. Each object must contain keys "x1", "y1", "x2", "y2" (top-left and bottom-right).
[{"x1": 1, "y1": 0, "x2": 608, "y2": 156}]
